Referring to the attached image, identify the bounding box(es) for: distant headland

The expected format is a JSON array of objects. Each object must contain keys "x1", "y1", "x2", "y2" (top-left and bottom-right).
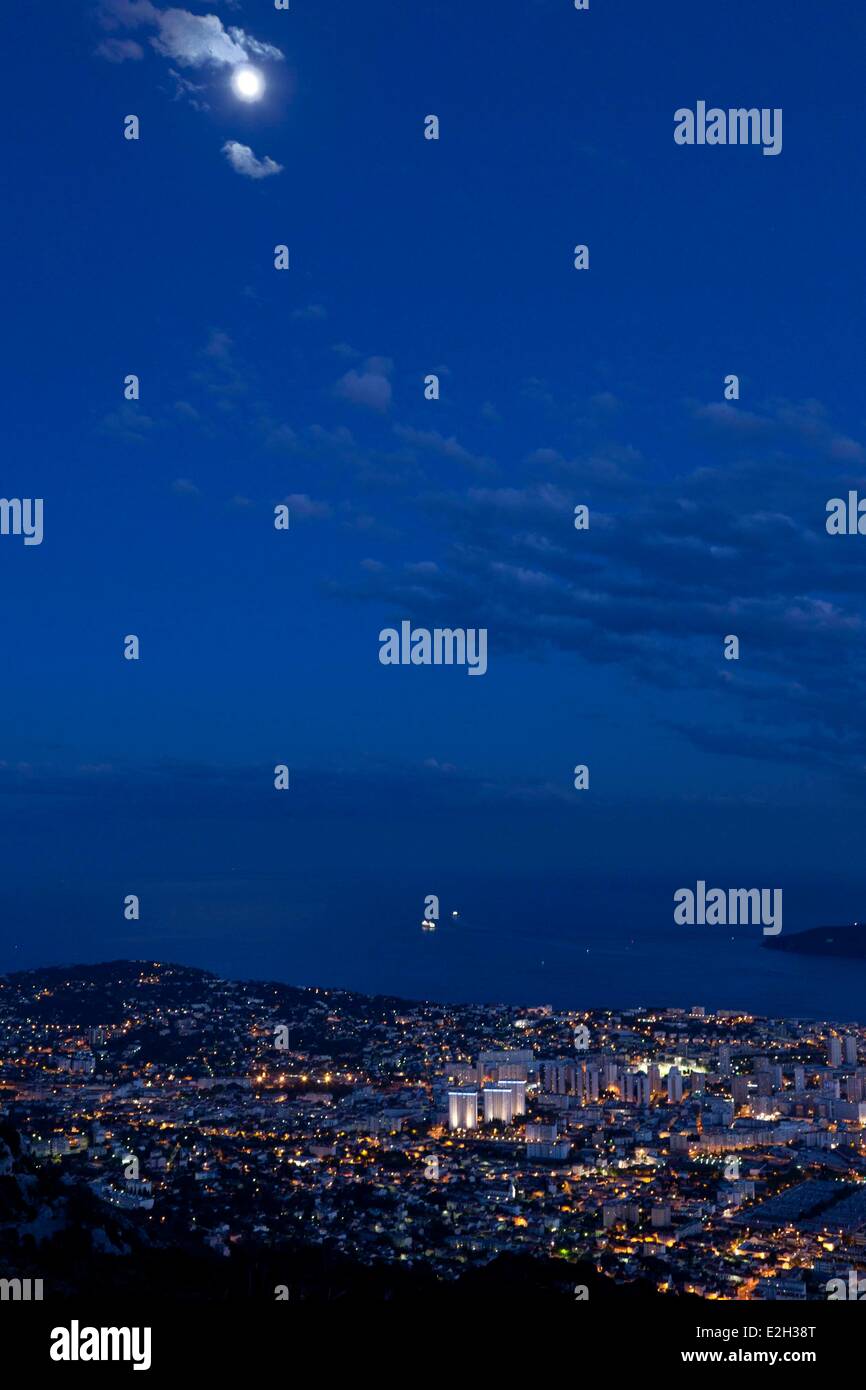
[{"x1": 764, "y1": 925, "x2": 866, "y2": 960}]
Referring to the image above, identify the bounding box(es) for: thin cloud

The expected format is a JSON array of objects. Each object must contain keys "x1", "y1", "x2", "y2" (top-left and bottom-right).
[
  {"x1": 394, "y1": 424, "x2": 493, "y2": 473},
  {"x1": 282, "y1": 493, "x2": 332, "y2": 519},
  {"x1": 98, "y1": 3, "x2": 284, "y2": 70},
  {"x1": 336, "y1": 358, "x2": 393, "y2": 412},
  {"x1": 95, "y1": 37, "x2": 144, "y2": 62},
  {"x1": 222, "y1": 141, "x2": 283, "y2": 179}
]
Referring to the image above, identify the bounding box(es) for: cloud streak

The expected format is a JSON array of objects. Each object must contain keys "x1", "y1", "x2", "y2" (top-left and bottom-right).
[
  {"x1": 335, "y1": 358, "x2": 393, "y2": 412},
  {"x1": 222, "y1": 140, "x2": 283, "y2": 179},
  {"x1": 325, "y1": 395, "x2": 866, "y2": 778},
  {"x1": 98, "y1": 3, "x2": 283, "y2": 70}
]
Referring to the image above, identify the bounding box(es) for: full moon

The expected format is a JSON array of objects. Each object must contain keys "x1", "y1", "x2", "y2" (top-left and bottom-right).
[{"x1": 231, "y1": 66, "x2": 265, "y2": 102}]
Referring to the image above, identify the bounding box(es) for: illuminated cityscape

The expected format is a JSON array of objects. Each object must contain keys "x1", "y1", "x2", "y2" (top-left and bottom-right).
[{"x1": 2, "y1": 960, "x2": 866, "y2": 1301}]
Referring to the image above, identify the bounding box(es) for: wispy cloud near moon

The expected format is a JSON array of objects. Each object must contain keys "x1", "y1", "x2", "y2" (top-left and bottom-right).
[
  {"x1": 221, "y1": 140, "x2": 283, "y2": 180},
  {"x1": 98, "y1": 2, "x2": 283, "y2": 70}
]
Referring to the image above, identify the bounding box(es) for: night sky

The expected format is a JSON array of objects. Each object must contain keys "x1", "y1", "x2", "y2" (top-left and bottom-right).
[{"x1": 3, "y1": 0, "x2": 866, "y2": 1009}]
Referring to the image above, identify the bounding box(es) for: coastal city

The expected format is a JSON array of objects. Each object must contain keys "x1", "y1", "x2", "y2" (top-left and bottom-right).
[{"x1": 1, "y1": 959, "x2": 865, "y2": 1301}]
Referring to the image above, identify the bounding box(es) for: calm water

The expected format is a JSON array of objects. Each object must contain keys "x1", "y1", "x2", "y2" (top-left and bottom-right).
[{"x1": 4, "y1": 873, "x2": 865, "y2": 1026}]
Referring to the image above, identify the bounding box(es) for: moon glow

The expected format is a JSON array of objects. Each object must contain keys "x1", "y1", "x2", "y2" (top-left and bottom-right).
[{"x1": 232, "y1": 66, "x2": 265, "y2": 102}]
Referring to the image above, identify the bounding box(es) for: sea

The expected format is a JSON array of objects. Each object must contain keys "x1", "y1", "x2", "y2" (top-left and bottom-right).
[{"x1": 3, "y1": 872, "x2": 865, "y2": 1026}]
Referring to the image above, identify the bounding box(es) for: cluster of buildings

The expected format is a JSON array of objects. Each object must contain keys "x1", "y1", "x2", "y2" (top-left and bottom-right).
[
  {"x1": 447, "y1": 1048, "x2": 699, "y2": 1130},
  {"x1": 2, "y1": 961, "x2": 866, "y2": 1298}
]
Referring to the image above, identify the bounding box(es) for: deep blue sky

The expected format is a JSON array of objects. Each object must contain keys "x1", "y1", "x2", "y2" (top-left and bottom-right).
[{"x1": 3, "y1": 0, "x2": 866, "y2": 1007}]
